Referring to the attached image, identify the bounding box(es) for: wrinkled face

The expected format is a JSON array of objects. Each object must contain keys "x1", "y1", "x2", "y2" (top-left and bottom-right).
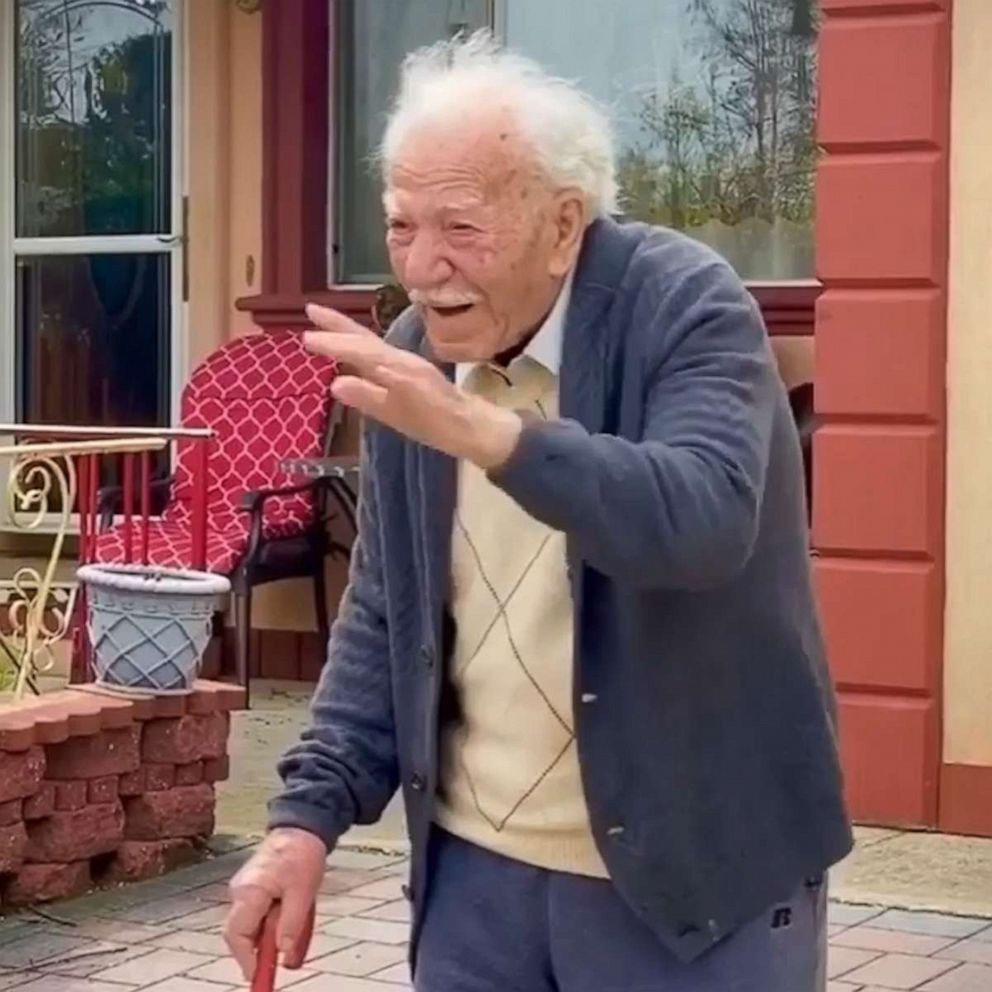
[{"x1": 384, "y1": 113, "x2": 585, "y2": 363}]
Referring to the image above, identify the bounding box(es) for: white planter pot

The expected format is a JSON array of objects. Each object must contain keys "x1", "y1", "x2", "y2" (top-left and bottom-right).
[{"x1": 76, "y1": 564, "x2": 231, "y2": 695}]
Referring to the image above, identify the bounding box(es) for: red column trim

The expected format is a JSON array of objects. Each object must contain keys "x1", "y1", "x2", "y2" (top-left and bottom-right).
[
  {"x1": 753, "y1": 284, "x2": 819, "y2": 336},
  {"x1": 240, "y1": 0, "x2": 330, "y2": 308},
  {"x1": 813, "y1": 0, "x2": 952, "y2": 828}
]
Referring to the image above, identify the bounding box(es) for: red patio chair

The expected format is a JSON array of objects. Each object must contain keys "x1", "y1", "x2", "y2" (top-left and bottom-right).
[{"x1": 95, "y1": 331, "x2": 352, "y2": 698}]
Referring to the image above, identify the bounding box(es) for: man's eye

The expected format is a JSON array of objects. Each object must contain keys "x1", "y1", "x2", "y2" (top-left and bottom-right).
[
  {"x1": 449, "y1": 223, "x2": 477, "y2": 234},
  {"x1": 387, "y1": 220, "x2": 411, "y2": 234}
]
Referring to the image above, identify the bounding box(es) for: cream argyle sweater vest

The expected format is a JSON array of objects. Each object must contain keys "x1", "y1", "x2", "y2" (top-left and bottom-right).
[{"x1": 435, "y1": 357, "x2": 608, "y2": 878}]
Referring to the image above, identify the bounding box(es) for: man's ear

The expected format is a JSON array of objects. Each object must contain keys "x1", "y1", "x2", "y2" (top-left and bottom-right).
[{"x1": 548, "y1": 188, "x2": 587, "y2": 277}]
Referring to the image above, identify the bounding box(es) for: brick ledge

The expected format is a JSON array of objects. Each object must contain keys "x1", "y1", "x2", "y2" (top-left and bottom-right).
[{"x1": 0, "y1": 681, "x2": 245, "y2": 753}]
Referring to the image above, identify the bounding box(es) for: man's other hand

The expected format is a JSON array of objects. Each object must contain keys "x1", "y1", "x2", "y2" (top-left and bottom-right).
[{"x1": 224, "y1": 827, "x2": 327, "y2": 980}]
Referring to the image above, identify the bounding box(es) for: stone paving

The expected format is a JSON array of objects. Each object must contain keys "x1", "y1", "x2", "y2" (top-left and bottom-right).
[{"x1": 0, "y1": 844, "x2": 989, "y2": 991}]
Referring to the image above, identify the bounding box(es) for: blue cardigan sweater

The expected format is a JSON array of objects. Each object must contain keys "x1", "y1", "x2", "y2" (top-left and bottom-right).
[{"x1": 269, "y1": 217, "x2": 853, "y2": 963}]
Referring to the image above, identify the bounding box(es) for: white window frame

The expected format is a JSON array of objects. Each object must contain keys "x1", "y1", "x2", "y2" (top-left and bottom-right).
[
  {"x1": 328, "y1": 0, "x2": 503, "y2": 286},
  {"x1": 491, "y1": 0, "x2": 507, "y2": 37},
  {"x1": 0, "y1": 0, "x2": 188, "y2": 430},
  {"x1": 0, "y1": 0, "x2": 14, "y2": 426}
]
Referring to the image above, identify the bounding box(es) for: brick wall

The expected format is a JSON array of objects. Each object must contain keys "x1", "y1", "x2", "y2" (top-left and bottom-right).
[{"x1": 0, "y1": 681, "x2": 243, "y2": 908}]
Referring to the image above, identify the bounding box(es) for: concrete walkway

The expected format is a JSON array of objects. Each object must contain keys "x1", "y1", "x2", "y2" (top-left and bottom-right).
[
  {"x1": 217, "y1": 682, "x2": 407, "y2": 849},
  {"x1": 0, "y1": 842, "x2": 990, "y2": 990}
]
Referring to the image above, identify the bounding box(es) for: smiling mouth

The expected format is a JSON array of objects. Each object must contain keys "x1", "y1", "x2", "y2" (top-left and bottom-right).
[{"x1": 429, "y1": 303, "x2": 475, "y2": 318}]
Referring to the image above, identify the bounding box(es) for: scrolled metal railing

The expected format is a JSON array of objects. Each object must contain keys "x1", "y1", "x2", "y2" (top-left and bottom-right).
[{"x1": 0, "y1": 424, "x2": 213, "y2": 701}]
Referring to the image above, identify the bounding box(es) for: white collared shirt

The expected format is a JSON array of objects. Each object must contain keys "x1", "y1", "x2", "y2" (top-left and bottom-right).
[{"x1": 455, "y1": 269, "x2": 574, "y2": 387}]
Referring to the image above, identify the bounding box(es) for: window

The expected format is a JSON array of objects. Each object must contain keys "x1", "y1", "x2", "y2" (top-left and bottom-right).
[
  {"x1": 331, "y1": 0, "x2": 818, "y2": 286},
  {"x1": 0, "y1": 0, "x2": 182, "y2": 428},
  {"x1": 334, "y1": 0, "x2": 492, "y2": 284}
]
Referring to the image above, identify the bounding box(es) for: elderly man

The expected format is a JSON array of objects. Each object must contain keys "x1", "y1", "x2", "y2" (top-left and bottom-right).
[{"x1": 226, "y1": 32, "x2": 851, "y2": 992}]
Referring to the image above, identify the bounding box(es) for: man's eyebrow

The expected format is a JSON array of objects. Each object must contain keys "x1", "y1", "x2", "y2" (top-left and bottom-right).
[
  {"x1": 437, "y1": 196, "x2": 489, "y2": 214},
  {"x1": 437, "y1": 206, "x2": 482, "y2": 218}
]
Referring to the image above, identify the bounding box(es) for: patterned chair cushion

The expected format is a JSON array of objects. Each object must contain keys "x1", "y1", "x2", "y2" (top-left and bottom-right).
[
  {"x1": 95, "y1": 505, "x2": 310, "y2": 574},
  {"x1": 97, "y1": 331, "x2": 337, "y2": 572}
]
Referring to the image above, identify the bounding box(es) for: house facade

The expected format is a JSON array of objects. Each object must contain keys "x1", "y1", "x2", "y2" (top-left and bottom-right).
[{"x1": 1, "y1": 0, "x2": 989, "y2": 836}]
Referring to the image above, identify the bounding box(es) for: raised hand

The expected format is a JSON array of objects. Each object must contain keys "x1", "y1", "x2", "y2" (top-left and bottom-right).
[{"x1": 304, "y1": 303, "x2": 522, "y2": 470}]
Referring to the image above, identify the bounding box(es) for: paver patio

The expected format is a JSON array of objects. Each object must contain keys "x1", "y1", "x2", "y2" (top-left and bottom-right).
[{"x1": 0, "y1": 844, "x2": 989, "y2": 991}]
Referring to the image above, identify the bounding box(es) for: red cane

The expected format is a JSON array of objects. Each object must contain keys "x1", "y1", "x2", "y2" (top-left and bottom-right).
[{"x1": 251, "y1": 901, "x2": 316, "y2": 992}]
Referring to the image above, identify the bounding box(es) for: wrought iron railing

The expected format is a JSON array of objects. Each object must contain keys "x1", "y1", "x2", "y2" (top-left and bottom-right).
[{"x1": 0, "y1": 424, "x2": 213, "y2": 701}]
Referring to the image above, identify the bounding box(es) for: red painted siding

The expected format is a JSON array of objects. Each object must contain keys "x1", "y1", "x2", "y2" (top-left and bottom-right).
[{"x1": 814, "y1": 0, "x2": 952, "y2": 827}]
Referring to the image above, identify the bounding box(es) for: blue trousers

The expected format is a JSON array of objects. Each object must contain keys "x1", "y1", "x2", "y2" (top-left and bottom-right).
[{"x1": 415, "y1": 831, "x2": 827, "y2": 992}]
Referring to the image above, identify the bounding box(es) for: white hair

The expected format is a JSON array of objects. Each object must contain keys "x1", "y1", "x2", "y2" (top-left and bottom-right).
[{"x1": 380, "y1": 31, "x2": 618, "y2": 220}]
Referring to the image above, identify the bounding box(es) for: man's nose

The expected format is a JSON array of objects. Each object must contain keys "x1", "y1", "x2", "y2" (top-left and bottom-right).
[{"x1": 401, "y1": 230, "x2": 454, "y2": 288}]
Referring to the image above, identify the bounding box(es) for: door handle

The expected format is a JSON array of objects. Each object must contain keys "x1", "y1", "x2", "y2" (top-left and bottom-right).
[{"x1": 154, "y1": 196, "x2": 188, "y2": 300}]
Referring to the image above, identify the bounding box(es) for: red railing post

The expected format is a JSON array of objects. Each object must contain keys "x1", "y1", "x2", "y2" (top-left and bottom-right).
[
  {"x1": 70, "y1": 603, "x2": 90, "y2": 685},
  {"x1": 140, "y1": 449, "x2": 151, "y2": 565},
  {"x1": 122, "y1": 451, "x2": 135, "y2": 564},
  {"x1": 191, "y1": 436, "x2": 209, "y2": 570},
  {"x1": 77, "y1": 454, "x2": 91, "y2": 565},
  {"x1": 86, "y1": 453, "x2": 99, "y2": 564},
  {"x1": 73, "y1": 452, "x2": 99, "y2": 684}
]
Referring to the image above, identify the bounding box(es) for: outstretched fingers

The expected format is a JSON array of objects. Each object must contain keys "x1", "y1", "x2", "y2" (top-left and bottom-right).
[{"x1": 305, "y1": 302, "x2": 375, "y2": 337}]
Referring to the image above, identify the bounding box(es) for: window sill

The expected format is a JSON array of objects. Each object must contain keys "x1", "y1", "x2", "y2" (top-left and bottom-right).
[
  {"x1": 750, "y1": 282, "x2": 820, "y2": 336},
  {"x1": 235, "y1": 287, "x2": 378, "y2": 328}
]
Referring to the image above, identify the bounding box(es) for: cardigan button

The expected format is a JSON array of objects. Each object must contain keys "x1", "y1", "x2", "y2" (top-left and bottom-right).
[
  {"x1": 419, "y1": 644, "x2": 435, "y2": 669},
  {"x1": 411, "y1": 773, "x2": 426, "y2": 792}
]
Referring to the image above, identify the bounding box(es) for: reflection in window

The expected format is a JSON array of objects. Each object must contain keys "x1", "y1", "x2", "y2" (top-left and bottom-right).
[
  {"x1": 333, "y1": 0, "x2": 817, "y2": 283},
  {"x1": 335, "y1": 0, "x2": 491, "y2": 283},
  {"x1": 16, "y1": 254, "x2": 171, "y2": 428},
  {"x1": 15, "y1": 0, "x2": 173, "y2": 239}
]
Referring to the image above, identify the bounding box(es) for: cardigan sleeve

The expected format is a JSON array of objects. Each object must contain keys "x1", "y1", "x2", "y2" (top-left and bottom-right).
[
  {"x1": 267, "y1": 429, "x2": 399, "y2": 848},
  {"x1": 490, "y1": 260, "x2": 777, "y2": 591}
]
